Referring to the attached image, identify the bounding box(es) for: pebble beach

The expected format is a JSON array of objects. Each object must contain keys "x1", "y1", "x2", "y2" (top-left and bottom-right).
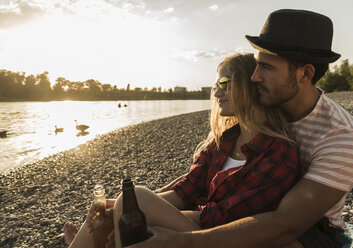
[{"x1": 1, "y1": 91, "x2": 353, "y2": 248}]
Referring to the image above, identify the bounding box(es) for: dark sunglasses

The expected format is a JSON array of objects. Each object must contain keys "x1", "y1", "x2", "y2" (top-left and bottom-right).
[{"x1": 214, "y1": 76, "x2": 230, "y2": 91}]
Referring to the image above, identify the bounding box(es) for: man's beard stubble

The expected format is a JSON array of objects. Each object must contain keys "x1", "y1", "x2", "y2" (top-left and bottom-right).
[{"x1": 260, "y1": 74, "x2": 299, "y2": 107}]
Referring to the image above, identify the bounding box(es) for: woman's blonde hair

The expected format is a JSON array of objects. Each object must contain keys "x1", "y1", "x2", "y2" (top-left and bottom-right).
[{"x1": 194, "y1": 53, "x2": 292, "y2": 160}]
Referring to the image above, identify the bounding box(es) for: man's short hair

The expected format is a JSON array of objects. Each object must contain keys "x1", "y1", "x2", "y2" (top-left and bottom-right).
[{"x1": 285, "y1": 57, "x2": 329, "y2": 84}]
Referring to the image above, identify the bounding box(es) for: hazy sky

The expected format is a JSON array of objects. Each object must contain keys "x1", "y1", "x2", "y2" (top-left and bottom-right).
[{"x1": 0, "y1": 0, "x2": 352, "y2": 90}]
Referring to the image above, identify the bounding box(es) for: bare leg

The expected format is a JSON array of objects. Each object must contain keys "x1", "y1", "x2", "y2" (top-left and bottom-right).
[
  {"x1": 68, "y1": 221, "x2": 94, "y2": 248},
  {"x1": 113, "y1": 186, "x2": 200, "y2": 248},
  {"x1": 182, "y1": 210, "x2": 201, "y2": 226}
]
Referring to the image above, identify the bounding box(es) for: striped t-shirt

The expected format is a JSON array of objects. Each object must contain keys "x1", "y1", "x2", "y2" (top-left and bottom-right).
[{"x1": 289, "y1": 89, "x2": 353, "y2": 229}]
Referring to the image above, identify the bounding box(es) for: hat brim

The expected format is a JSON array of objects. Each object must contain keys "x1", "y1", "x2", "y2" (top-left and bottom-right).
[{"x1": 246, "y1": 35, "x2": 341, "y2": 63}]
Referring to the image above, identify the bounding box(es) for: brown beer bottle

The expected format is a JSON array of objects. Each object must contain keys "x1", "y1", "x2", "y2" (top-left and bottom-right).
[
  {"x1": 92, "y1": 185, "x2": 114, "y2": 248},
  {"x1": 119, "y1": 178, "x2": 149, "y2": 247}
]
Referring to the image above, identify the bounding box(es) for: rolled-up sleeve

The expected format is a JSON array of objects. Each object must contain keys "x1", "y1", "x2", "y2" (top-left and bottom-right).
[{"x1": 172, "y1": 150, "x2": 210, "y2": 209}]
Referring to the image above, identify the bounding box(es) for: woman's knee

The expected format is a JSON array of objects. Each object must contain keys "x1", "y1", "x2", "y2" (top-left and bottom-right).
[
  {"x1": 134, "y1": 186, "x2": 156, "y2": 200},
  {"x1": 113, "y1": 186, "x2": 153, "y2": 212}
]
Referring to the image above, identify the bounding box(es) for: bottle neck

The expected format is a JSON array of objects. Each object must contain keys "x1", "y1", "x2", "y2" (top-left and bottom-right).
[
  {"x1": 122, "y1": 180, "x2": 140, "y2": 214},
  {"x1": 94, "y1": 185, "x2": 106, "y2": 215}
]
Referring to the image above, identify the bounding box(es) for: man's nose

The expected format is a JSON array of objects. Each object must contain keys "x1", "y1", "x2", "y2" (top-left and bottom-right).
[{"x1": 251, "y1": 66, "x2": 262, "y2": 83}]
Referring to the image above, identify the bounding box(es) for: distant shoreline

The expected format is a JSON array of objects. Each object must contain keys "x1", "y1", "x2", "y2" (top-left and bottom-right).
[
  {"x1": 0, "y1": 98, "x2": 210, "y2": 102},
  {"x1": 1, "y1": 91, "x2": 351, "y2": 103}
]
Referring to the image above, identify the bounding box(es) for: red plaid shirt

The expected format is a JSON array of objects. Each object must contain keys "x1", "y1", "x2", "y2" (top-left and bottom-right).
[{"x1": 172, "y1": 124, "x2": 299, "y2": 229}]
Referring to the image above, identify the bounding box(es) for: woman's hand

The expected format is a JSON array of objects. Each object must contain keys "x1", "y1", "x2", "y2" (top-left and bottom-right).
[
  {"x1": 105, "y1": 208, "x2": 115, "y2": 248},
  {"x1": 85, "y1": 199, "x2": 116, "y2": 233}
]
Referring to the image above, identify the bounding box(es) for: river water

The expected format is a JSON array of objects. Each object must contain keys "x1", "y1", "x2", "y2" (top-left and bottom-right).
[{"x1": 0, "y1": 100, "x2": 210, "y2": 174}]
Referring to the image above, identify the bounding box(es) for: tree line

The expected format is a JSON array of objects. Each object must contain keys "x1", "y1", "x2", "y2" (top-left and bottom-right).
[
  {"x1": 317, "y1": 59, "x2": 353, "y2": 92},
  {"x1": 0, "y1": 72, "x2": 210, "y2": 101},
  {"x1": 0, "y1": 59, "x2": 352, "y2": 101}
]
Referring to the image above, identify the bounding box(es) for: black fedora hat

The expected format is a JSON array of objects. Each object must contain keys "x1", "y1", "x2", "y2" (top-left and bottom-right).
[{"x1": 246, "y1": 9, "x2": 341, "y2": 63}]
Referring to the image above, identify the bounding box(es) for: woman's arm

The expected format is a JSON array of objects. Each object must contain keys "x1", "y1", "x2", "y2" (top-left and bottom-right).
[
  {"x1": 171, "y1": 149, "x2": 211, "y2": 209},
  {"x1": 154, "y1": 174, "x2": 186, "y2": 193}
]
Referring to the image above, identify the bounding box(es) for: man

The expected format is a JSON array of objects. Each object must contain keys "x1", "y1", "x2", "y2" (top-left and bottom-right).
[{"x1": 128, "y1": 9, "x2": 353, "y2": 248}]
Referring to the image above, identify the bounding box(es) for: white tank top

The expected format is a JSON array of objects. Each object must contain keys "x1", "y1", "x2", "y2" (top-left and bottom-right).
[{"x1": 222, "y1": 157, "x2": 246, "y2": 171}]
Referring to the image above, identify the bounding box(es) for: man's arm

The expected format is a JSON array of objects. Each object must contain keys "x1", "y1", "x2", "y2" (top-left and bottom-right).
[
  {"x1": 188, "y1": 178, "x2": 345, "y2": 248},
  {"x1": 128, "y1": 178, "x2": 346, "y2": 248}
]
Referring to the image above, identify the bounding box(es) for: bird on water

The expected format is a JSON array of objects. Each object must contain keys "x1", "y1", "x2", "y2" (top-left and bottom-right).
[
  {"x1": 0, "y1": 130, "x2": 7, "y2": 138},
  {"x1": 55, "y1": 126, "x2": 64, "y2": 133},
  {"x1": 74, "y1": 120, "x2": 89, "y2": 132}
]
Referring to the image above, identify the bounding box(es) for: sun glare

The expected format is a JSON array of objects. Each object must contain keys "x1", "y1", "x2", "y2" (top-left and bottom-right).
[{"x1": 0, "y1": 8, "x2": 177, "y2": 89}]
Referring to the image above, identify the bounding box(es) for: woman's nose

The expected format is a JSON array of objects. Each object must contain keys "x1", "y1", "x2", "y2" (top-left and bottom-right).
[{"x1": 213, "y1": 86, "x2": 223, "y2": 98}]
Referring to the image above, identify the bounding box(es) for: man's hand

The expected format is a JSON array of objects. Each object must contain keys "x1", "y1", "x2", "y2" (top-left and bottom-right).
[{"x1": 126, "y1": 226, "x2": 183, "y2": 248}]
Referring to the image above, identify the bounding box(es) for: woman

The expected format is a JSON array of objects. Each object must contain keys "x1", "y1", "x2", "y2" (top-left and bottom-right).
[{"x1": 65, "y1": 53, "x2": 299, "y2": 247}]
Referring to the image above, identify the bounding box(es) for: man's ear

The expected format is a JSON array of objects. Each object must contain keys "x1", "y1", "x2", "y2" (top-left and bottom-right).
[{"x1": 300, "y1": 64, "x2": 315, "y2": 83}]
